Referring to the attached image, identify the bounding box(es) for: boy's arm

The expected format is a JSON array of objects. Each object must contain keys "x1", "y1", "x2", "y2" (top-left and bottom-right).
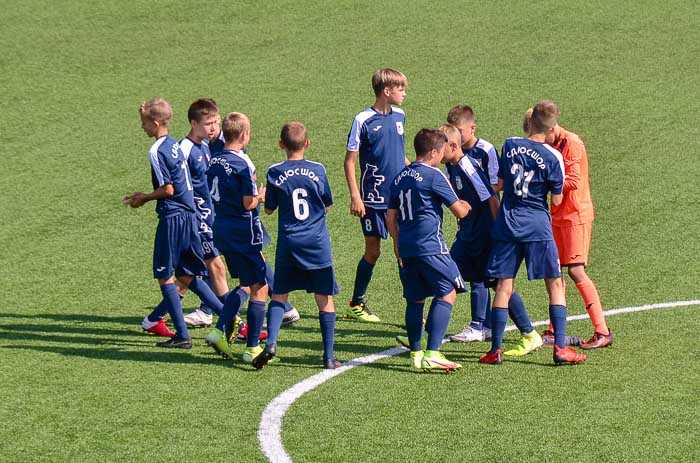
[
  {"x1": 487, "y1": 195, "x2": 500, "y2": 220},
  {"x1": 243, "y1": 183, "x2": 266, "y2": 211},
  {"x1": 386, "y1": 208, "x2": 401, "y2": 264},
  {"x1": 344, "y1": 150, "x2": 365, "y2": 218},
  {"x1": 449, "y1": 199, "x2": 471, "y2": 219},
  {"x1": 551, "y1": 193, "x2": 563, "y2": 206},
  {"x1": 123, "y1": 184, "x2": 174, "y2": 208}
]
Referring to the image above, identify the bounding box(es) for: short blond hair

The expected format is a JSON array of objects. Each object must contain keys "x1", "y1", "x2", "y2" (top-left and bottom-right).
[
  {"x1": 139, "y1": 98, "x2": 172, "y2": 126},
  {"x1": 372, "y1": 68, "x2": 407, "y2": 96},
  {"x1": 280, "y1": 122, "x2": 308, "y2": 151},
  {"x1": 522, "y1": 107, "x2": 533, "y2": 134},
  {"x1": 446, "y1": 104, "x2": 475, "y2": 126},
  {"x1": 529, "y1": 100, "x2": 560, "y2": 135},
  {"x1": 222, "y1": 112, "x2": 250, "y2": 143},
  {"x1": 437, "y1": 123, "x2": 462, "y2": 145}
]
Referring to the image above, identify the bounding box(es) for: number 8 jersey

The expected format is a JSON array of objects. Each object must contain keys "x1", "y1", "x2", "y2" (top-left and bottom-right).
[
  {"x1": 265, "y1": 159, "x2": 334, "y2": 269},
  {"x1": 492, "y1": 137, "x2": 565, "y2": 242}
]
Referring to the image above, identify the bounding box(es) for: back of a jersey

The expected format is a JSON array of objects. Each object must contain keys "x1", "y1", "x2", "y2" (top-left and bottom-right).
[
  {"x1": 265, "y1": 159, "x2": 333, "y2": 269},
  {"x1": 148, "y1": 135, "x2": 195, "y2": 218},
  {"x1": 180, "y1": 137, "x2": 212, "y2": 205},
  {"x1": 494, "y1": 137, "x2": 564, "y2": 242}
]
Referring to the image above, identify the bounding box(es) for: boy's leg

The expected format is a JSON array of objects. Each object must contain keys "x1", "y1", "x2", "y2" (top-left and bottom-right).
[
  {"x1": 503, "y1": 290, "x2": 544, "y2": 357},
  {"x1": 347, "y1": 236, "x2": 381, "y2": 322},
  {"x1": 264, "y1": 261, "x2": 300, "y2": 324},
  {"x1": 252, "y1": 294, "x2": 287, "y2": 370},
  {"x1": 316, "y1": 295, "x2": 338, "y2": 368},
  {"x1": 425, "y1": 291, "x2": 456, "y2": 351},
  {"x1": 155, "y1": 277, "x2": 192, "y2": 348},
  {"x1": 568, "y1": 265, "x2": 612, "y2": 348}
]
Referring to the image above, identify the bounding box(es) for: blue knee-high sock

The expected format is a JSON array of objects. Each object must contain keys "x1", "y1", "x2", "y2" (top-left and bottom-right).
[
  {"x1": 319, "y1": 311, "x2": 336, "y2": 361},
  {"x1": 266, "y1": 300, "x2": 286, "y2": 346},
  {"x1": 189, "y1": 277, "x2": 223, "y2": 316},
  {"x1": 508, "y1": 291, "x2": 533, "y2": 334},
  {"x1": 405, "y1": 301, "x2": 424, "y2": 351},
  {"x1": 265, "y1": 262, "x2": 294, "y2": 313},
  {"x1": 549, "y1": 305, "x2": 567, "y2": 348},
  {"x1": 469, "y1": 282, "x2": 490, "y2": 330},
  {"x1": 215, "y1": 286, "x2": 249, "y2": 331},
  {"x1": 246, "y1": 300, "x2": 266, "y2": 348},
  {"x1": 196, "y1": 276, "x2": 214, "y2": 315},
  {"x1": 490, "y1": 307, "x2": 508, "y2": 353},
  {"x1": 160, "y1": 283, "x2": 189, "y2": 339},
  {"x1": 426, "y1": 299, "x2": 453, "y2": 351},
  {"x1": 351, "y1": 257, "x2": 375, "y2": 304}
]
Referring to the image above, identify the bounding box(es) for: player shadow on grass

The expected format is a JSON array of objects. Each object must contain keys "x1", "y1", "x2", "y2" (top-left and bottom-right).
[{"x1": 0, "y1": 311, "x2": 146, "y2": 326}]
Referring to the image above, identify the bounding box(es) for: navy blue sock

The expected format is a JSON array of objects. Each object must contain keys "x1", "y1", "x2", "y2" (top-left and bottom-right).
[
  {"x1": 189, "y1": 277, "x2": 223, "y2": 315},
  {"x1": 196, "y1": 276, "x2": 214, "y2": 315},
  {"x1": 469, "y1": 282, "x2": 490, "y2": 330},
  {"x1": 160, "y1": 283, "x2": 189, "y2": 339},
  {"x1": 246, "y1": 300, "x2": 266, "y2": 348},
  {"x1": 508, "y1": 291, "x2": 533, "y2": 334},
  {"x1": 351, "y1": 257, "x2": 375, "y2": 304},
  {"x1": 265, "y1": 261, "x2": 294, "y2": 313},
  {"x1": 319, "y1": 311, "x2": 336, "y2": 361},
  {"x1": 266, "y1": 300, "x2": 286, "y2": 346},
  {"x1": 426, "y1": 299, "x2": 453, "y2": 351},
  {"x1": 215, "y1": 286, "x2": 248, "y2": 331},
  {"x1": 549, "y1": 304, "x2": 568, "y2": 348},
  {"x1": 405, "y1": 301, "x2": 424, "y2": 351},
  {"x1": 490, "y1": 308, "x2": 508, "y2": 353}
]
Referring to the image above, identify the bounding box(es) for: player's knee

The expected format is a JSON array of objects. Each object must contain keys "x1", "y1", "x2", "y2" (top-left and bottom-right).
[
  {"x1": 364, "y1": 248, "x2": 380, "y2": 263},
  {"x1": 440, "y1": 290, "x2": 457, "y2": 305},
  {"x1": 567, "y1": 265, "x2": 586, "y2": 282}
]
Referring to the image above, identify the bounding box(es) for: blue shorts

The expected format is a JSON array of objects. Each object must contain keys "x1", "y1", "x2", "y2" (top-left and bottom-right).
[
  {"x1": 195, "y1": 199, "x2": 220, "y2": 260},
  {"x1": 449, "y1": 239, "x2": 494, "y2": 286},
  {"x1": 486, "y1": 240, "x2": 562, "y2": 280},
  {"x1": 153, "y1": 211, "x2": 208, "y2": 279},
  {"x1": 360, "y1": 207, "x2": 388, "y2": 239},
  {"x1": 273, "y1": 264, "x2": 340, "y2": 296},
  {"x1": 221, "y1": 251, "x2": 268, "y2": 287},
  {"x1": 400, "y1": 254, "x2": 466, "y2": 302}
]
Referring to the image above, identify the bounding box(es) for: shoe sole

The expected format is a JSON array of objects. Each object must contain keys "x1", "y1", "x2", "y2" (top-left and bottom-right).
[
  {"x1": 184, "y1": 322, "x2": 212, "y2": 328},
  {"x1": 343, "y1": 314, "x2": 380, "y2": 323},
  {"x1": 252, "y1": 351, "x2": 276, "y2": 370},
  {"x1": 281, "y1": 316, "x2": 301, "y2": 326}
]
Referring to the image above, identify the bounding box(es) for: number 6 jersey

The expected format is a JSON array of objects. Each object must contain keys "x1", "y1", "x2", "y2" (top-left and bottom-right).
[
  {"x1": 492, "y1": 137, "x2": 565, "y2": 242},
  {"x1": 265, "y1": 159, "x2": 334, "y2": 269}
]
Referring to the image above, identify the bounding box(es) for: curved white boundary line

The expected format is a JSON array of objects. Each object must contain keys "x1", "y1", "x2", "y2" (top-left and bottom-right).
[{"x1": 258, "y1": 300, "x2": 700, "y2": 463}]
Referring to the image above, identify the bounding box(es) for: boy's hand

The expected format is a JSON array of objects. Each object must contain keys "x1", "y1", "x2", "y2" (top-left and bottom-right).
[
  {"x1": 123, "y1": 192, "x2": 146, "y2": 208},
  {"x1": 350, "y1": 194, "x2": 365, "y2": 217},
  {"x1": 257, "y1": 183, "x2": 266, "y2": 202}
]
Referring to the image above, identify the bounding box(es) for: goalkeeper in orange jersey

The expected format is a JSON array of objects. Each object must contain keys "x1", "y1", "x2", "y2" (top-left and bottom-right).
[{"x1": 524, "y1": 106, "x2": 613, "y2": 349}]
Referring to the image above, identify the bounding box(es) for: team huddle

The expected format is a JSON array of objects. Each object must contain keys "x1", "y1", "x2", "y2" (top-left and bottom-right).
[{"x1": 124, "y1": 68, "x2": 613, "y2": 371}]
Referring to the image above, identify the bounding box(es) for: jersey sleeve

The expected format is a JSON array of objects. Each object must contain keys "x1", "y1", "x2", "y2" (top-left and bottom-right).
[
  {"x1": 548, "y1": 152, "x2": 565, "y2": 195},
  {"x1": 458, "y1": 157, "x2": 494, "y2": 202},
  {"x1": 561, "y1": 139, "x2": 583, "y2": 192},
  {"x1": 432, "y1": 171, "x2": 459, "y2": 206},
  {"x1": 486, "y1": 145, "x2": 499, "y2": 185},
  {"x1": 149, "y1": 148, "x2": 171, "y2": 187},
  {"x1": 346, "y1": 116, "x2": 363, "y2": 152},
  {"x1": 388, "y1": 183, "x2": 400, "y2": 209},
  {"x1": 239, "y1": 164, "x2": 257, "y2": 196},
  {"x1": 321, "y1": 172, "x2": 333, "y2": 207},
  {"x1": 264, "y1": 171, "x2": 278, "y2": 211}
]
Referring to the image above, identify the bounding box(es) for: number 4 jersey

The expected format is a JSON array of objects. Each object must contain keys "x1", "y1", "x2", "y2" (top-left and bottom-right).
[
  {"x1": 265, "y1": 159, "x2": 334, "y2": 269},
  {"x1": 493, "y1": 137, "x2": 565, "y2": 242}
]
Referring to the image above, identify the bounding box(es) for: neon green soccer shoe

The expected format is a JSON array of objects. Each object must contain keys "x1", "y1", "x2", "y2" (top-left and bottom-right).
[
  {"x1": 421, "y1": 350, "x2": 462, "y2": 372},
  {"x1": 204, "y1": 328, "x2": 234, "y2": 360},
  {"x1": 503, "y1": 330, "x2": 544, "y2": 357}
]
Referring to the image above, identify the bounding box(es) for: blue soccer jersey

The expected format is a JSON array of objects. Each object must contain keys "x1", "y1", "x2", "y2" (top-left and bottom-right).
[
  {"x1": 148, "y1": 135, "x2": 196, "y2": 218},
  {"x1": 265, "y1": 159, "x2": 334, "y2": 269},
  {"x1": 492, "y1": 137, "x2": 565, "y2": 242},
  {"x1": 347, "y1": 106, "x2": 406, "y2": 209},
  {"x1": 463, "y1": 138, "x2": 499, "y2": 186},
  {"x1": 209, "y1": 131, "x2": 225, "y2": 156},
  {"x1": 389, "y1": 162, "x2": 459, "y2": 258},
  {"x1": 207, "y1": 149, "x2": 269, "y2": 253},
  {"x1": 446, "y1": 155, "x2": 495, "y2": 251}
]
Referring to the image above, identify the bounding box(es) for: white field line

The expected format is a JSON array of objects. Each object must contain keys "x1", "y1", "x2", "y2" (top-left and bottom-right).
[{"x1": 258, "y1": 299, "x2": 700, "y2": 463}]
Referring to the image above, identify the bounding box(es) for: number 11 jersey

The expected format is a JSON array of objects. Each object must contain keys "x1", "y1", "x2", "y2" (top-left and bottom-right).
[
  {"x1": 265, "y1": 159, "x2": 334, "y2": 269},
  {"x1": 493, "y1": 137, "x2": 565, "y2": 242}
]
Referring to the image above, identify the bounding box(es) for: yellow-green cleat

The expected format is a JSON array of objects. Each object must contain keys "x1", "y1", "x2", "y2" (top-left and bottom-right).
[
  {"x1": 204, "y1": 328, "x2": 234, "y2": 360},
  {"x1": 345, "y1": 299, "x2": 381, "y2": 323},
  {"x1": 242, "y1": 345, "x2": 263, "y2": 363},
  {"x1": 503, "y1": 330, "x2": 544, "y2": 357},
  {"x1": 410, "y1": 350, "x2": 424, "y2": 369},
  {"x1": 421, "y1": 350, "x2": 462, "y2": 372}
]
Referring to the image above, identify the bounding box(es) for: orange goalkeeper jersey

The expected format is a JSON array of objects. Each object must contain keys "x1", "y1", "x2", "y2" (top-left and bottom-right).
[{"x1": 550, "y1": 128, "x2": 594, "y2": 226}]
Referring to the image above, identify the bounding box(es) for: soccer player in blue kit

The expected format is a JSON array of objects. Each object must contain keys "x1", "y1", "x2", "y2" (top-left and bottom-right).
[
  {"x1": 252, "y1": 122, "x2": 341, "y2": 370},
  {"x1": 202, "y1": 112, "x2": 271, "y2": 363},
  {"x1": 439, "y1": 125, "x2": 543, "y2": 356},
  {"x1": 124, "y1": 98, "x2": 217, "y2": 349},
  {"x1": 344, "y1": 68, "x2": 408, "y2": 322},
  {"x1": 387, "y1": 128, "x2": 471, "y2": 372},
  {"x1": 447, "y1": 105, "x2": 500, "y2": 190},
  {"x1": 479, "y1": 101, "x2": 587, "y2": 365}
]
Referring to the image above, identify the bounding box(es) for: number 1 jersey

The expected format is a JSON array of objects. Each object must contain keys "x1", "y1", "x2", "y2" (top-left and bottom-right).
[
  {"x1": 265, "y1": 159, "x2": 334, "y2": 269},
  {"x1": 493, "y1": 137, "x2": 565, "y2": 242}
]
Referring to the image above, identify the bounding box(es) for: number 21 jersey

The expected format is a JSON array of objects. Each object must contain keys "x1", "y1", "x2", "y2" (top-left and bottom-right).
[{"x1": 493, "y1": 137, "x2": 564, "y2": 242}]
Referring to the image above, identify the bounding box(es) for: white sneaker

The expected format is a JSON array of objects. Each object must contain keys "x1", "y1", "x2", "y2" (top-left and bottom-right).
[
  {"x1": 281, "y1": 307, "x2": 301, "y2": 326},
  {"x1": 449, "y1": 326, "x2": 492, "y2": 342},
  {"x1": 183, "y1": 308, "x2": 213, "y2": 327}
]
